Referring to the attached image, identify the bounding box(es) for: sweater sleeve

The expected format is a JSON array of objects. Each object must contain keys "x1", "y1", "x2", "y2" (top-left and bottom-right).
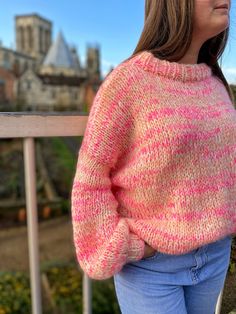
[{"x1": 70, "y1": 64, "x2": 145, "y2": 280}]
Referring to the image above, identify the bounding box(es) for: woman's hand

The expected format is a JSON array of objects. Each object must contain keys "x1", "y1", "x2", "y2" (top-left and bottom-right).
[{"x1": 143, "y1": 243, "x2": 157, "y2": 259}]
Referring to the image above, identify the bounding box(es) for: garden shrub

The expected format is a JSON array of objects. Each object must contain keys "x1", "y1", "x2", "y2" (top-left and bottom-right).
[
  {"x1": 42, "y1": 261, "x2": 120, "y2": 313},
  {"x1": 0, "y1": 271, "x2": 31, "y2": 314}
]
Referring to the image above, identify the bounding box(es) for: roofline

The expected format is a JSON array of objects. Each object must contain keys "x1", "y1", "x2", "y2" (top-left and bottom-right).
[
  {"x1": 36, "y1": 74, "x2": 87, "y2": 86},
  {"x1": 0, "y1": 46, "x2": 36, "y2": 60},
  {"x1": 15, "y1": 13, "x2": 52, "y2": 25}
]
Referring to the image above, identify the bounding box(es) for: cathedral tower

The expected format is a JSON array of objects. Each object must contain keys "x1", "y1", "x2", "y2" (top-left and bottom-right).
[
  {"x1": 15, "y1": 13, "x2": 52, "y2": 62},
  {"x1": 86, "y1": 44, "x2": 101, "y2": 80}
]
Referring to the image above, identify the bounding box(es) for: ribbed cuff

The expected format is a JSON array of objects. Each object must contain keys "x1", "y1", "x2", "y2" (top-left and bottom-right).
[{"x1": 127, "y1": 234, "x2": 145, "y2": 262}]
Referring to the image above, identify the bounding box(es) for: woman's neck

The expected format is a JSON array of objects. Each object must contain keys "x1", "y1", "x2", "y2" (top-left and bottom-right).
[{"x1": 177, "y1": 38, "x2": 203, "y2": 64}]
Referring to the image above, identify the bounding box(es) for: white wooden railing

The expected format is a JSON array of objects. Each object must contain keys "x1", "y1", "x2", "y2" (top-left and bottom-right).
[
  {"x1": 0, "y1": 112, "x2": 225, "y2": 314},
  {"x1": 0, "y1": 112, "x2": 92, "y2": 314}
]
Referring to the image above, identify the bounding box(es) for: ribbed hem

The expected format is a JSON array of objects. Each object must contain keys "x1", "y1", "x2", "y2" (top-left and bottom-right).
[{"x1": 132, "y1": 50, "x2": 212, "y2": 83}]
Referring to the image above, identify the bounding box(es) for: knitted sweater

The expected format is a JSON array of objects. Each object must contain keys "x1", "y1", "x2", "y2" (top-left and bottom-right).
[{"x1": 71, "y1": 50, "x2": 236, "y2": 280}]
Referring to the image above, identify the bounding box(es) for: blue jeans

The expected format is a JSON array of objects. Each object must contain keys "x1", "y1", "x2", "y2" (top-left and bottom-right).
[{"x1": 113, "y1": 235, "x2": 232, "y2": 314}]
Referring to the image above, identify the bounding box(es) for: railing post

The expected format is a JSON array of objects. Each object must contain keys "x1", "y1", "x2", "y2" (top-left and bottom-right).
[
  {"x1": 215, "y1": 288, "x2": 223, "y2": 314},
  {"x1": 23, "y1": 137, "x2": 42, "y2": 314},
  {"x1": 83, "y1": 273, "x2": 92, "y2": 314}
]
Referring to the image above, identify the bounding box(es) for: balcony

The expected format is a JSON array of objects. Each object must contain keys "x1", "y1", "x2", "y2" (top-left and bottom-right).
[{"x1": 0, "y1": 111, "x2": 230, "y2": 314}]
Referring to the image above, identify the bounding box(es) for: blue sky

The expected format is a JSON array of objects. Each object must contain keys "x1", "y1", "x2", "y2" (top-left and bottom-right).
[{"x1": 0, "y1": 0, "x2": 236, "y2": 83}]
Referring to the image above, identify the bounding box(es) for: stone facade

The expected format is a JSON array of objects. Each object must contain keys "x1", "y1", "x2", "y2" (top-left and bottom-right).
[
  {"x1": 0, "y1": 47, "x2": 36, "y2": 77},
  {"x1": 15, "y1": 13, "x2": 52, "y2": 62},
  {"x1": 83, "y1": 80, "x2": 101, "y2": 113},
  {"x1": 0, "y1": 68, "x2": 16, "y2": 104},
  {"x1": 0, "y1": 13, "x2": 102, "y2": 111},
  {"x1": 86, "y1": 45, "x2": 101, "y2": 80},
  {"x1": 17, "y1": 69, "x2": 86, "y2": 111}
]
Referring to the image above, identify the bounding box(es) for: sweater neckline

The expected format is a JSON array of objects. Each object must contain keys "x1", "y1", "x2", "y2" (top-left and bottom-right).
[{"x1": 132, "y1": 50, "x2": 213, "y2": 83}]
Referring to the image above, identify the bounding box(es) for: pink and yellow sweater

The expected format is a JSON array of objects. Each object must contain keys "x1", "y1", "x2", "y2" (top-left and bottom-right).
[{"x1": 71, "y1": 50, "x2": 236, "y2": 280}]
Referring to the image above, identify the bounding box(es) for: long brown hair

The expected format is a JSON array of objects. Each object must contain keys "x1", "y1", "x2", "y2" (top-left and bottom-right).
[{"x1": 123, "y1": 0, "x2": 235, "y2": 103}]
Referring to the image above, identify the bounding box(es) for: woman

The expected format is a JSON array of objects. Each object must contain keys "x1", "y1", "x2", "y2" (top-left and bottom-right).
[{"x1": 71, "y1": 0, "x2": 235, "y2": 313}]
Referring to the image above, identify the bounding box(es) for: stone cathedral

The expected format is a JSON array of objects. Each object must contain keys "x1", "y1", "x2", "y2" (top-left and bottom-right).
[{"x1": 0, "y1": 13, "x2": 102, "y2": 111}]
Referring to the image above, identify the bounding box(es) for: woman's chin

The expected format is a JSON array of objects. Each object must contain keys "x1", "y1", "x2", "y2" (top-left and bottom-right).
[{"x1": 211, "y1": 20, "x2": 229, "y2": 35}]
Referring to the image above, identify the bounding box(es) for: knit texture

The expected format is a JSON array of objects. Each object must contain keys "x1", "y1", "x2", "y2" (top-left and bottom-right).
[{"x1": 71, "y1": 50, "x2": 236, "y2": 280}]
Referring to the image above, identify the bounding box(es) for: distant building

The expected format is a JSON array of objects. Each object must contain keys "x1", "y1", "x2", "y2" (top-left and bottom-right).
[
  {"x1": 15, "y1": 13, "x2": 52, "y2": 62},
  {"x1": 83, "y1": 79, "x2": 101, "y2": 113},
  {"x1": 18, "y1": 68, "x2": 85, "y2": 111},
  {"x1": 0, "y1": 46, "x2": 36, "y2": 77},
  {"x1": 0, "y1": 13, "x2": 102, "y2": 111},
  {"x1": 84, "y1": 66, "x2": 116, "y2": 113},
  {"x1": 39, "y1": 32, "x2": 85, "y2": 77},
  {"x1": 0, "y1": 67, "x2": 16, "y2": 105},
  {"x1": 17, "y1": 31, "x2": 88, "y2": 110},
  {"x1": 86, "y1": 46, "x2": 101, "y2": 81},
  {"x1": 0, "y1": 14, "x2": 50, "y2": 77}
]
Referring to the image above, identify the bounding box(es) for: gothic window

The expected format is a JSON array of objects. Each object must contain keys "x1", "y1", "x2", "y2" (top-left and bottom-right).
[
  {"x1": 27, "y1": 26, "x2": 33, "y2": 51},
  {"x1": 87, "y1": 58, "x2": 93, "y2": 68},
  {"x1": 51, "y1": 90, "x2": 56, "y2": 99},
  {"x1": 73, "y1": 91, "x2": 78, "y2": 100},
  {"x1": 39, "y1": 26, "x2": 43, "y2": 53},
  {"x1": 26, "y1": 80, "x2": 31, "y2": 90},
  {"x1": 45, "y1": 29, "x2": 51, "y2": 51},
  {"x1": 20, "y1": 26, "x2": 25, "y2": 50}
]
